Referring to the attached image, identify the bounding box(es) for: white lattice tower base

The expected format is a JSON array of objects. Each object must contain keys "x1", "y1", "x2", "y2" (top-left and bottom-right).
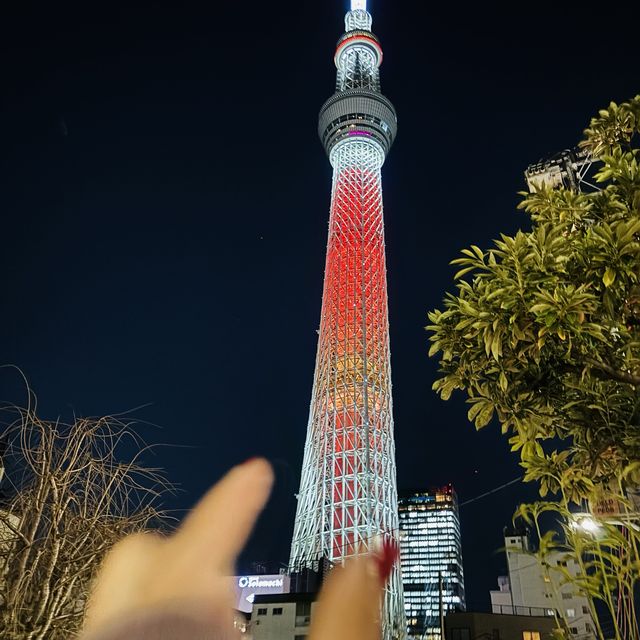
[{"x1": 290, "y1": 139, "x2": 404, "y2": 636}]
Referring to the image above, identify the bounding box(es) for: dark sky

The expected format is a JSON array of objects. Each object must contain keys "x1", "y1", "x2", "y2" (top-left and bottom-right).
[{"x1": 1, "y1": 0, "x2": 638, "y2": 612}]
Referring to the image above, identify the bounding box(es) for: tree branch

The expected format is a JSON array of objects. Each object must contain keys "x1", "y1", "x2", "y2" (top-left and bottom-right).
[{"x1": 585, "y1": 357, "x2": 640, "y2": 386}]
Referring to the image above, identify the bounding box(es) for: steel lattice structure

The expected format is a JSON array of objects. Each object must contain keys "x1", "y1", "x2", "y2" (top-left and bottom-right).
[
  {"x1": 290, "y1": 2, "x2": 405, "y2": 637},
  {"x1": 525, "y1": 147, "x2": 598, "y2": 193}
]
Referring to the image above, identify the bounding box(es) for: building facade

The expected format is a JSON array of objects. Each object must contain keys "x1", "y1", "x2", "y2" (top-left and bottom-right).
[
  {"x1": 289, "y1": 0, "x2": 403, "y2": 636},
  {"x1": 490, "y1": 531, "x2": 596, "y2": 639},
  {"x1": 233, "y1": 574, "x2": 290, "y2": 614},
  {"x1": 445, "y1": 612, "x2": 556, "y2": 640},
  {"x1": 398, "y1": 487, "x2": 465, "y2": 640},
  {"x1": 251, "y1": 593, "x2": 316, "y2": 640}
]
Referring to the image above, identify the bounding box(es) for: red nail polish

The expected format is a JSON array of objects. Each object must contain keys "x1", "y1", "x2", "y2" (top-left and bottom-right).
[{"x1": 375, "y1": 538, "x2": 399, "y2": 583}]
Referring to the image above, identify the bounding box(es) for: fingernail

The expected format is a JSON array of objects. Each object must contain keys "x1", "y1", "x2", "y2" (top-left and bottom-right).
[{"x1": 375, "y1": 538, "x2": 399, "y2": 584}]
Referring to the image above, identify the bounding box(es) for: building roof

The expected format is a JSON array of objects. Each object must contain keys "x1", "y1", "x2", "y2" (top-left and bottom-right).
[
  {"x1": 447, "y1": 611, "x2": 556, "y2": 623},
  {"x1": 252, "y1": 592, "x2": 317, "y2": 605},
  {"x1": 399, "y1": 484, "x2": 456, "y2": 497}
]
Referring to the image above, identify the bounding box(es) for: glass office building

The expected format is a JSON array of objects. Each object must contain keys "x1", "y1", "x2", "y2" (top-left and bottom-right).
[{"x1": 398, "y1": 486, "x2": 465, "y2": 640}]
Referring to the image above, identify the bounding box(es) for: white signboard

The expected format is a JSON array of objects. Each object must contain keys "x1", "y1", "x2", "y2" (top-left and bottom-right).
[{"x1": 233, "y1": 574, "x2": 290, "y2": 613}]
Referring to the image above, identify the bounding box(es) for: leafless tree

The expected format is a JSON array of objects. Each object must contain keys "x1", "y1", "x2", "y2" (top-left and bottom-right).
[{"x1": 0, "y1": 390, "x2": 173, "y2": 640}]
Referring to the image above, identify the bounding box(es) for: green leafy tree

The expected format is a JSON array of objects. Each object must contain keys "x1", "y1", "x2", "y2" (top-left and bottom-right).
[{"x1": 427, "y1": 96, "x2": 640, "y2": 639}]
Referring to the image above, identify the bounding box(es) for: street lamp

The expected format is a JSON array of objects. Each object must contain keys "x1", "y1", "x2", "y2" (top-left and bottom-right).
[{"x1": 569, "y1": 513, "x2": 603, "y2": 535}]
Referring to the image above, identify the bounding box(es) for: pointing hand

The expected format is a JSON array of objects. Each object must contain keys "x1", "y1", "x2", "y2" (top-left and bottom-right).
[{"x1": 82, "y1": 458, "x2": 396, "y2": 640}]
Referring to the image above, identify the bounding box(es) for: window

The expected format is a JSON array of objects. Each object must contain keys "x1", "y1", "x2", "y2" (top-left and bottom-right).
[
  {"x1": 570, "y1": 628, "x2": 578, "y2": 635},
  {"x1": 272, "y1": 608, "x2": 283, "y2": 616},
  {"x1": 567, "y1": 609, "x2": 575, "y2": 618},
  {"x1": 586, "y1": 623, "x2": 593, "y2": 633},
  {"x1": 582, "y1": 606, "x2": 590, "y2": 614},
  {"x1": 523, "y1": 633, "x2": 541, "y2": 640},
  {"x1": 562, "y1": 592, "x2": 572, "y2": 599},
  {"x1": 257, "y1": 608, "x2": 267, "y2": 616},
  {"x1": 295, "y1": 636, "x2": 307, "y2": 640},
  {"x1": 296, "y1": 600, "x2": 312, "y2": 626}
]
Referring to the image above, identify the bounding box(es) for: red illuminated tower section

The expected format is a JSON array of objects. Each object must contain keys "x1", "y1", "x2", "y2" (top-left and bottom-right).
[{"x1": 290, "y1": 1, "x2": 404, "y2": 636}]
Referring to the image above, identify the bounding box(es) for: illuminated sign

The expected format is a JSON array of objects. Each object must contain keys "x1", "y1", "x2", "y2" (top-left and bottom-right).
[
  {"x1": 232, "y1": 574, "x2": 290, "y2": 613},
  {"x1": 238, "y1": 576, "x2": 284, "y2": 589}
]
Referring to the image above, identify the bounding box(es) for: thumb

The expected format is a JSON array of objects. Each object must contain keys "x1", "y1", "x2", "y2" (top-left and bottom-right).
[
  {"x1": 309, "y1": 556, "x2": 383, "y2": 640},
  {"x1": 309, "y1": 539, "x2": 399, "y2": 640}
]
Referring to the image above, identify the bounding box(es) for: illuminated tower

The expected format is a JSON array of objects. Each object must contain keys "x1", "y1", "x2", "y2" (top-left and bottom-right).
[{"x1": 290, "y1": 0, "x2": 403, "y2": 635}]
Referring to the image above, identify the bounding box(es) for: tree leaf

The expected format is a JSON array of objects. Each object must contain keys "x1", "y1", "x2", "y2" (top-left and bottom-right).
[{"x1": 603, "y1": 267, "x2": 616, "y2": 288}]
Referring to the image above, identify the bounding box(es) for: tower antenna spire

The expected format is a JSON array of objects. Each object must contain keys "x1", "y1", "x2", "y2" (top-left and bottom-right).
[{"x1": 351, "y1": 0, "x2": 367, "y2": 10}]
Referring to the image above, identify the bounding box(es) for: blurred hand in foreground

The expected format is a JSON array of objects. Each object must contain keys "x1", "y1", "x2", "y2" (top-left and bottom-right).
[{"x1": 82, "y1": 458, "x2": 397, "y2": 640}]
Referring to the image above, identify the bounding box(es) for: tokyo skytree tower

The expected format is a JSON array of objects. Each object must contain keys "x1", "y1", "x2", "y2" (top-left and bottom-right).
[{"x1": 290, "y1": 0, "x2": 404, "y2": 634}]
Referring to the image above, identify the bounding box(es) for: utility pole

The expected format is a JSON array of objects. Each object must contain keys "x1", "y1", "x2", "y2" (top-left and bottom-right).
[{"x1": 439, "y1": 571, "x2": 445, "y2": 640}]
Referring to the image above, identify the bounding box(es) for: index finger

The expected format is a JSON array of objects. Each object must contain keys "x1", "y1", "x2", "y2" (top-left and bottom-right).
[{"x1": 176, "y1": 458, "x2": 274, "y2": 570}]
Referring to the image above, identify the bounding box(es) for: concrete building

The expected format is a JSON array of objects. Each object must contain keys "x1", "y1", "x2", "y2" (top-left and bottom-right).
[
  {"x1": 233, "y1": 574, "x2": 290, "y2": 614},
  {"x1": 399, "y1": 486, "x2": 465, "y2": 639},
  {"x1": 490, "y1": 530, "x2": 596, "y2": 639},
  {"x1": 445, "y1": 611, "x2": 556, "y2": 640},
  {"x1": 251, "y1": 592, "x2": 316, "y2": 640}
]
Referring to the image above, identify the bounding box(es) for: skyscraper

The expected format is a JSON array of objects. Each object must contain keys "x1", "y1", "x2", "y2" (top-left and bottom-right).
[
  {"x1": 398, "y1": 487, "x2": 466, "y2": 640},
  {"x1": 289, "y1": 0, "x2": 403, "y2": 635}
]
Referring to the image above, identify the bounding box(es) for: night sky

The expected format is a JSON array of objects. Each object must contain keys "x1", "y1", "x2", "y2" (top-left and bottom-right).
[{"x1": 2, "y1": 0, "x2": 638, "y2": 613}]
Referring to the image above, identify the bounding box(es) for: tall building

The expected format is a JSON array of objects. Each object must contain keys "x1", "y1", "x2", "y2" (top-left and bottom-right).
[
  {"x1": 289, "y1": 0, "x2": 403, "y2": 636},
  {"x1": 398, "y1": 487, "x2": 466, "y2": 640},
  {"x1": 490, "y1": 530, "x2": 596, "y2": 639}
]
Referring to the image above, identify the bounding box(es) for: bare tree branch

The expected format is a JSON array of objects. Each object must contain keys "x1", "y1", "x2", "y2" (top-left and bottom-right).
[{"x1": 0, "y1": 396, "x2": 174, "y2": 640}]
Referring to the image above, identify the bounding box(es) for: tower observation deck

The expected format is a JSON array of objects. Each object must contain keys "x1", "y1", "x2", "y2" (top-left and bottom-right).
[{"x1": 290, "y1": 1, "x2": 405, "y2": 637}]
